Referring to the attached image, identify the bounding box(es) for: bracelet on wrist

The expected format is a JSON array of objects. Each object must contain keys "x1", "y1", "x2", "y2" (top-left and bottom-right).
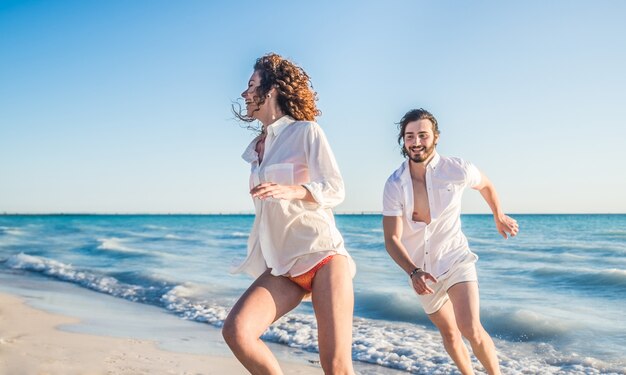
[{"x1": 409, "y1": 268, "x2": 422, "y2": 279}]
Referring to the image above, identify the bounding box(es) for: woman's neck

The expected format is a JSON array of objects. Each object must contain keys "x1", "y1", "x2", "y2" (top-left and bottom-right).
[{"x1": 259, "y1": 108, "x2": 286, "y2": 131}]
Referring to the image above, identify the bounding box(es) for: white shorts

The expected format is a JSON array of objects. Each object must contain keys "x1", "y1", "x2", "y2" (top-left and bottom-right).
[{"x1": 414, "y1": 252, "x2": 478, "y2": 315}]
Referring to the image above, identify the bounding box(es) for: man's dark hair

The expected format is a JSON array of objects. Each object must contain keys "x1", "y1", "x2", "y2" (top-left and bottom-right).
[{"x1": 397, "y1": 108, "x2": 440, "y2": 157}]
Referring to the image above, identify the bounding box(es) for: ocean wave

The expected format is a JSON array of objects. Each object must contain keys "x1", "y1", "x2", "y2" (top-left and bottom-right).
[
  {"x1": 537, "y1": 242, "x2": 626, "y2": 255},
  {"x1": 355, "y1": 290, "x2": 429, "y2": 324},
  {"x1": 532, "y1": 266, "x2": 626, "y2": 292},
  {"x1": 596, "y1": 229, "x2": 626, "y2": 239},
  {"x1": 484, "y1": 309, "x2": 573, "y2": 342},
  {"x1": 3, "y1": 253, "x2": 623, "y2": 374},
  {"x1": 90, "y1": 238, "x2": 189, "y2": 261},
  {"x1": 164, "y1": 234, "x2": 184, "y2": 240},
  {"x1": 356, "y1": 291, "x2": 572, "y2": 342},
  {"x1": 160, "y1": 284, "x2": 458, "y2": 372},
  {"x1": 161, "y1": 284, "x2": 230, "y2": 326},
  {"x1": 97, "y1": 237, "x2": 145, "y2": 254},
  {"x1": 4, "y1": 253, "x2": 171, "y2": 304},
  {"x1": 215, "y1": 232, "x2": 249, "y2": 240},
  {"x1": 161, "y1": 285, "x2": 625, "y2": 374},
  {"x1": 123, "y1": 230, "x2": 193, "y2": 242},
  {"x1": 143, "y1": 224, "x2": 170, "y2": 230},
  {"x1": 0, "y1": 226, "x2": 25, "y2": 236},
  {"x1": 599, "y1": 269, "x2": 626, "y2": 286}
]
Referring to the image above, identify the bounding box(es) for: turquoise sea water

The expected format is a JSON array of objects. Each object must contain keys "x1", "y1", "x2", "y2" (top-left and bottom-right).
[{"x1": 0, "y1": 214, "x2": 624, "y2": 374}]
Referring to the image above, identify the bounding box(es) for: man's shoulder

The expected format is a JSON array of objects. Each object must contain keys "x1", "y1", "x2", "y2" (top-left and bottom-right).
[
  {"x1": 438, "y1": 154, "x2": 466, "y2": 165},
  {"x1": 435, "y1": 155, "x2": 478, "y2": 183},
  {"x1": 437, "y1": 155, "x2": 473, "y2": 171}
]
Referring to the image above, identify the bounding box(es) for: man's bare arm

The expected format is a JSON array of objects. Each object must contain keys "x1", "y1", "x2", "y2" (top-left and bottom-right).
[
  {"x1": 473, "y1": 172, "x2": 519, "y2": 239},
  {"x1": 383, "y1": 216, "x2": 437, "y2": 294}
]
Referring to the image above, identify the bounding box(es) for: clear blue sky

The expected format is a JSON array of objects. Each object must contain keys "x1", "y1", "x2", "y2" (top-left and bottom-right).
[{"x1": 1, "y1": 0, "x2": 625, "y2": 214}]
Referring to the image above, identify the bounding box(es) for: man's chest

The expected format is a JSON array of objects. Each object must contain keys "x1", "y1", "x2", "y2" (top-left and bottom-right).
[
  {"x1": 409, "y1": 175, "x2": 465, "y2": 222},
  {"x1": 410, "y1": 177, "x2": 431, "y2": 223}
]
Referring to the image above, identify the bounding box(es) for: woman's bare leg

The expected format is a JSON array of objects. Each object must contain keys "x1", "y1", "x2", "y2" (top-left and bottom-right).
[
  {"x1": 222, "y1": 270, "x2": 306, "y2": 375},
  {"x1": 311, "y1": 256, "x2": 355, "y2": 375}
]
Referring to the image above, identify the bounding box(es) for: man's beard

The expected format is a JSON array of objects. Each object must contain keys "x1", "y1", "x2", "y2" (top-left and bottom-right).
[{"x1": 407, "y1": 143, "x2": 436, "y2": 163}]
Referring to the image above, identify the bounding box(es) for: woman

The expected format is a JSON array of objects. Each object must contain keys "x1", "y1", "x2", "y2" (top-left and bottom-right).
[{"x1": 222, "y1": 53, "x2": 357, "y2": 375}]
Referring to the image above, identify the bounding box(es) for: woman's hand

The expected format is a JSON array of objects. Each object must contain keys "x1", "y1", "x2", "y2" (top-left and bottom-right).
[
  {"x1": 411, "y1": 271, "x2": 438, "y2": 295},
  {"x1": 250, "y1": 183, "x2": 307, "y2": 201}
]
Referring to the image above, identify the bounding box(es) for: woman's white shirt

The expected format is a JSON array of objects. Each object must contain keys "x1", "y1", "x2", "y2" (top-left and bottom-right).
[{"x1": 232, "y1": 115, "x2": 356, "y2": 278}]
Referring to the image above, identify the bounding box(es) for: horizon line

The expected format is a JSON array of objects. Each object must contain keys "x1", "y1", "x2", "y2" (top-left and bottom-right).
[{"x1": 1, "y1": 212, "x2": 625, "y2": 216}]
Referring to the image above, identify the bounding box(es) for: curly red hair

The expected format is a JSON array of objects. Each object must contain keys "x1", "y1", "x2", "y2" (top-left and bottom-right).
[{"x1": 235, "y1": 53, "x2": 321, "y2": 123}]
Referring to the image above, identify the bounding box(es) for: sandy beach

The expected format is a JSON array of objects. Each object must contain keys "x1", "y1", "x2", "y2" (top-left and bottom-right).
[{"x1": 0, "y1": 291, "x2": 319, "y2": 375}]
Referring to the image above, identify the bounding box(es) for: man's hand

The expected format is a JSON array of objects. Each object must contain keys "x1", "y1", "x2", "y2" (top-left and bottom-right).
[
  {"x1": 411, "y1": 271, "x2": 438, "y2": 295},
  {"x1": 495, "y1": 214, "x2": 519, "y2": 239},
  {"x1": 250, "y1": 183, "x2": 306, "y2": 201}
]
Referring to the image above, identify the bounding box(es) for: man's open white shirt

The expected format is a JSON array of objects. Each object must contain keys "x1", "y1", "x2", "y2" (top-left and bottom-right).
[
  {"x1": 233, "y1": 115, "x2": 355, "y2": 279},
  {"x1": 383, "y1": 152, "x2": 482, "y2": 278}
]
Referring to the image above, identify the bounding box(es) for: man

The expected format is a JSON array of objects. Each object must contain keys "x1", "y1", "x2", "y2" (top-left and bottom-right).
[{"x1": 382, "y1": 108, "x2": 518, "y2": 375}]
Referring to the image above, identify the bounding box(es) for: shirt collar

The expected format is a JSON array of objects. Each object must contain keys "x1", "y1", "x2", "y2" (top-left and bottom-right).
[
  {"x1": 400, "y1": 160, "x2": 411, "y2": 186},
  {"x1": 266, "y1": 115, "x2": 295, "y2": 137},
  {"x1": 400, "y1": 151, "x2": 442, "y2": 184},
  {"x1": 241, "y1": 115, "x2": 296, "y2": 163},
  {"x1": 241, "y1": 135, "x2": 262, "y2": 163},
  {"x1": 429, "y1": 151, "x2": 441, "y2": 169}
]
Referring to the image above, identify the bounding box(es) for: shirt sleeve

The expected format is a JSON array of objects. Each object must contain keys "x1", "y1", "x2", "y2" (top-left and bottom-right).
[
  {"x1": 464, "y1": 160, "x2": 482, "y2": 188},
  {"x1": 302, "y1": 124, "x2": 345, "y2": 208},
  {"x1": 382, "y1": 178, "x2": 403, "y2": 216}
]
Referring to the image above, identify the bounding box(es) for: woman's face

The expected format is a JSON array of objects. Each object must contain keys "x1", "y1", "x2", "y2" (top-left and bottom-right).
[{"x1": 241, "y1": 70, "x2": 264, "y2": 120}]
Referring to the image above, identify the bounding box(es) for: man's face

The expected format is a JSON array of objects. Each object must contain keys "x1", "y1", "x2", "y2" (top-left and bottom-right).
[{"x1": 403, "y1": 119, "x2": 438, "y2": 163}]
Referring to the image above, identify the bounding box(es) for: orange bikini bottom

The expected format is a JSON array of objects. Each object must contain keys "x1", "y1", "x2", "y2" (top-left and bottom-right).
[{"x1": 288, "y1": 255, "x2": 335, "y2": 292}]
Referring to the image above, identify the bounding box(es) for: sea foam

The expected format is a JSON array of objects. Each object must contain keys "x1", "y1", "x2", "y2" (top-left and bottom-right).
[
  {"x1": 3, "y1": 252, "x2": 624, "y2": 374},
  {"x1": 6, "y1": 253, "x2": 155, "y2": 302},
  {"x1": 97, "y1": 237, "x2": 142, "y2": 253}
]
